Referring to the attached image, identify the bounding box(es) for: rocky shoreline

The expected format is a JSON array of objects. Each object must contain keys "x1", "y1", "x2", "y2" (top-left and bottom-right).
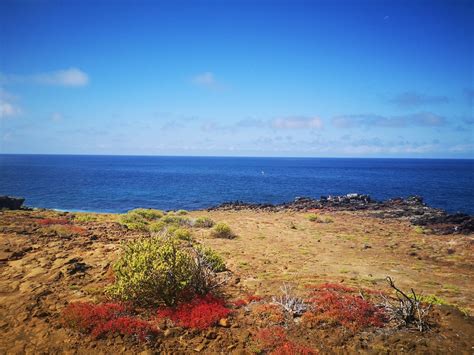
[
  {"x1": 209, "y1": 194, "x2": 474, "y2": 235},
  {"x1": 2, "y1": 193, "x2": 473, "y2": 235}
]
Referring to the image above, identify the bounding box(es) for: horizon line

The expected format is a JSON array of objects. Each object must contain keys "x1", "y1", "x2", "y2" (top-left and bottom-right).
[{"x1": 0, "y1": 153, "x2": 472, "y2": 160}]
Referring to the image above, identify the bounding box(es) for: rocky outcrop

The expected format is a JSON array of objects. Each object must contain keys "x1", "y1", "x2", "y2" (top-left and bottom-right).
[
  {"x1": 209, "y1": 194, "x2": 474, "y2": 235},
  {"x1": 0, "y1": 196, "x2": 25, "y2": 210}
]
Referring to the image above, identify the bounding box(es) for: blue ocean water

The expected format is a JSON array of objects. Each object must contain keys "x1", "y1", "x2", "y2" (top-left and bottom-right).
[{"x1": 0, "y1": 154, "x2": 473, "y2": 214}]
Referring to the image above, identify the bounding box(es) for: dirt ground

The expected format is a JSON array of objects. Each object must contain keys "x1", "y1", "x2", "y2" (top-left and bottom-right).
[{"x1": 0, "y1": 208, "x2": 473, "y2": 354}]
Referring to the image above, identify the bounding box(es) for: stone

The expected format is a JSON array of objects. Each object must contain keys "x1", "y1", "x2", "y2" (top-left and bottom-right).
[
  {"x1": 218, "y1": 318, "x2": 230, "y2": 327},
  {"x1": 194, "y1": 343, "x2": 206, "y2": 352},
  {"x1": 0, "y1": 195, "x2": 25, "y2": 210}
]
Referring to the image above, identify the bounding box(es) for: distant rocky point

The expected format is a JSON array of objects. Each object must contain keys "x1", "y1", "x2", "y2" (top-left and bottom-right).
[
  {"x1": 210, "y1": 193, "x2": 474, "y2": 235},
  {"x1": 0, "y1": 196, "x2": 25, "y2": 210}
]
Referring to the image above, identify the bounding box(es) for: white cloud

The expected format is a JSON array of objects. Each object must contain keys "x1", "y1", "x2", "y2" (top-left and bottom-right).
[
  {"x1": 272, "y1": 116, "x2": 323, "y2": 129},
  {"x1": 332, "y1": 112, "x2": 446, "y2": 129},
  {"x1": 191, "y1": 72, "x2": 224, "y2": 90},
  {"x1": 0, "y1": 89, "x2": 22, "y2": 119},
  {"x1": 1, "y1": 68, "x2": 89, "y2": 87}
]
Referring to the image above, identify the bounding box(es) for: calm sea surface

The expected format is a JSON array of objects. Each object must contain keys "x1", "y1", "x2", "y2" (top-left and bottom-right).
[{"x1": 0, "y1": 155, "x2": 473, "y2": 214}]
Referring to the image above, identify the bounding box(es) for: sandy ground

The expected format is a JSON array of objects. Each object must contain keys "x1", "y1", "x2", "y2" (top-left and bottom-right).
[{"x1": 0, "y1": 208, "x2": 473, "y2": 354}]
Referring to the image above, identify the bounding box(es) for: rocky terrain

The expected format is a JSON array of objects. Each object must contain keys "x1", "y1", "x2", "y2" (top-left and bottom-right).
[
  {"x1": 0, "y1": 198, "x2": 473, "y2": 354},
  {"x1": 210, "y1": 194, "x2": 474, "y2": 235}
]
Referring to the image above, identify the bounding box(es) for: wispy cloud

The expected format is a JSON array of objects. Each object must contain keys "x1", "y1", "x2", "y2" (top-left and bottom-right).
[
  {"x1": 332, "y1": 112, "x2": 446, "y2": 129},
  {"x1": 0, "y1": 68, "x2": 89, "y2": 87},
  {"x1": 234, "y1": 116, "x2": 323, "y2": 130},
  {"x1": 388, "y1": 92, "x2": 449, "y2": 108},
  {"x1": 272, "y1": 116, "x2": 323, "y2": 129},
  {"x1": 191, "y1": 72, "x2": 225, "y2": 90},
  {"x1": 0, "y1": 89, "x2": 22, "y2": 119}
]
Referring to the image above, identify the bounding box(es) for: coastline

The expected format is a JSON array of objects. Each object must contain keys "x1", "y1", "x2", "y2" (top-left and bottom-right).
[{"x1": 1, "y1": 198, "x2": 473, "y2": 353}]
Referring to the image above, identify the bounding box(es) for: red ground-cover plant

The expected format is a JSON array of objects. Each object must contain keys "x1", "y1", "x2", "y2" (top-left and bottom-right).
[
  {"x1": 306, "y1": 283, "x2": 356, "y2": 293},
  {"x1": 157, "y1": 294, "x2": 231, "y2": 330},
  {"x1": 62, "y1": 302, "x2": 157, "y2": 341},
  {"x1": 233, "y1": 293, "x2": 263, "y2": 307},
  {"x1": 252, "y1": 303, "x2": 286, "y2": 324},
  {"x1": 255, "y1": 326, "x2": 287, "y2": 350},
  {"x1": 304, "y1": 284, "x2": 387, "y2": 331},
  {"x1": 255, "y1": 326, "x2": 317, "y2": 354},
  {"x1": 91, "y1": 316, "x2": 157, "y2": 341},
  {"x1": 37, "y1": 218, "x2": 69, "y2": 225},
  {"x1": 271, "y1": 341, "x2": 318, "y2": 355},
  {"x1": 63, "y1": 302, "x2": 128, "y2": 332}
]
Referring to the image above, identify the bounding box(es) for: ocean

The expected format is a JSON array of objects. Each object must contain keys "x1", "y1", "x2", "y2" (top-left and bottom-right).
[{"x1": 0, "y1": 154, "x2": 473, "y2": 214}]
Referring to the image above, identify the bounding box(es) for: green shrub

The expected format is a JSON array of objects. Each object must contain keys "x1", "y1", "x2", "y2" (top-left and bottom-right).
[
  {"x1": 306, "y1": 214, "x2": 333, "y2": 223},
  {"x1": 106, "y1": 236, "x2": 195, "y2": 306},
  {"x1": 148, "y1": 221, "x2": 167, "y2": 233},
  {"x1": 194, "y1": 216, "x2": 215, "y2": 228},
  {"x1": 161, "y1": 215, "x2": 191, "y2": 226},
  {"x1": 211, "y1": 222, "x2": 235, "y2": 239},
  {"x1": 413, "y1": 226, "x2": 425, "y2": 234},
  {"x1": 74, "y1": 214, "x2": 97, "y2": 223},
  {"x1": 107, "y1": 235, "x2": 223, "y2": 306},
  {"x1": 118, "y1": 213, "x2": 148, "y2": 231},
  {"x1": 194, "y1": 245, "x2": 226, "y2": 272},
  {"x1": 128, "y1": 208, "x2": 164, "y2": 220},
  {"x1": 173, "y1": 228, "x2": 193, "y2": 241},
  {"x1": 176, "y1": 209, "x2": 188, "y2": 215},
  {"x1": 322, "y1": 216, "x2": 334, "y2": 223}
]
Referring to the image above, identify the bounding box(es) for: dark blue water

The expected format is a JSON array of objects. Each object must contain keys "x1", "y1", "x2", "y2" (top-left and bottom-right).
[{"x1": 0, "y1": 154, "x2": 473, "y2": 214}]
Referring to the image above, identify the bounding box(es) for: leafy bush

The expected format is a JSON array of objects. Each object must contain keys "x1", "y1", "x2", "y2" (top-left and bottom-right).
[
  {"x1": 306, "y1": 214, "x2": 318, "y2": 222},
  {"x1": 107, "y1": 234, "x2": 224, "y2": 306},
  {"x1": 119, "y1": 209, "x2": 164, "y2": 230},
  {"x1": 129, "y1": 208, "x2": 164, "y2": 220},
  {"x1": 148, "y1": 221, "x2": 167, "y2": 233},
  {"x1": 176, "y1": 209, "x2": 188, "y2": 215},
  {"x1": 211, "y1": 222, "x2": 235, "y2": 239},
  {"x1": 194, "y1": 244, "x2": 226, "y2": 272},
  {"x1": 173, "y1": 228, "x2": 193, "y2": 241},
  {"x1": 161, "y1": 215, "x2": 191, "y2": 226},
  {"x1": 118, "y1": 213, "x2": 148, "y2": 231},
  {"x1": 157, "y1": 294, "x2": 230, "y2": 329},
  {"x1": 194, "y1": 216, "x2": 215, "y2": 228},
  {"x1": 106, "y1": 236, "x2": 195, "y2": 306}
]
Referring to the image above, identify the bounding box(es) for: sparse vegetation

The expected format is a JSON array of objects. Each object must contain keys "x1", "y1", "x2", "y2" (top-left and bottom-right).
[
  {"x1": 194, "y1": 216, "x2": 215, "y2": 228},
  {"x1": 271, "y1": 284, "x2": 307, "y2": 316},
  {"x1": 129, "y1": 208, "x2": 164, "y2": 220},
  {"x1": 306, "y1": 214, "x2": 333, "y2": 223},
  {"x1": 156, "y1": 293, "x2": 230, "y2": 329},
  {"x1": 211, "y1": 222, "x2": 235, "y2": 239},
  {"x1": 106, "y1": 233, "x2": 224, "y2": 306},
  {"x1": 74, "y1": 214, "x2": 97, "y2": 223},
  {"x1": 303, "y1": 283, "x2": 387, "y2": 331},
  {"x1": 194, "y1": 244, "x2": 226, "y2": 272},
  {"x1": 62, "y1": 302, "x2": 157, "y2": 341},
  {"x1": 380, "y1": 277, "x2": 431, "y2": 332}
]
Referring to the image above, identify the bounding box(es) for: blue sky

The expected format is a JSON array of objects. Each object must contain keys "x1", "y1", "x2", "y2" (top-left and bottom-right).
[{"x1": 0, "y1": 0, "x2": 473, "y2": 157}]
